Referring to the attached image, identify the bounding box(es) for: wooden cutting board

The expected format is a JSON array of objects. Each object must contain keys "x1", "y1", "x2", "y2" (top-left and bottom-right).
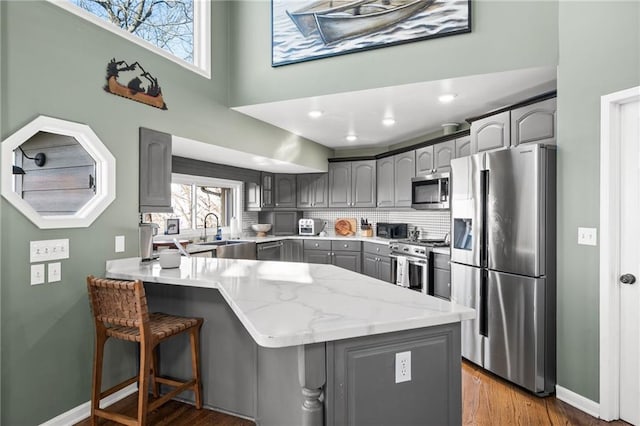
[{"x1": 335, "y1": 218, "x2": 357, "y2": 236}]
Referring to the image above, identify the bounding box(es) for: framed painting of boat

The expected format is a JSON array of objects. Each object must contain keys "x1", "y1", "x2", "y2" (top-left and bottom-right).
[{"x1": 272, "y1": 0, "x2": 471, "y2": 66}]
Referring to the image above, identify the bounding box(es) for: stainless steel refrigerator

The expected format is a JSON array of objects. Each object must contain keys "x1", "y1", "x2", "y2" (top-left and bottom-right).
[{"x1": 450, "y1": 144, "x2": 556, "y2": 395}]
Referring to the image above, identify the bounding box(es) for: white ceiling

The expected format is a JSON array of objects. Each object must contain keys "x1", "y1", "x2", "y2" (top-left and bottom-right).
[{"x1": 233, "y1": 66, "x2": 557, "y2": 150}]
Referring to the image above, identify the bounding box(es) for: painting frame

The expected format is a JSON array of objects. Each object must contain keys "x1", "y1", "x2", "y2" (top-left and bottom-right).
[
  {"x1": 271, "y1": 0, "x2": 472, "y2": 67},
  {"x1": 165, "y1": 218, "x2": 180, "y2": 235}
]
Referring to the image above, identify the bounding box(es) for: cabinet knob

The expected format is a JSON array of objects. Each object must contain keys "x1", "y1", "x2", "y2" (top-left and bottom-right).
[
  {"x1": 315, "y1": 243, "x2": 319, "y2": 247},
  {"x1": 344, "y1": 244, "x2": 348, "y2": 248},
  {"x1": 276, "y1": 203, "x2": 279, "y2": 206},
  {"x1": 376, "y1": 248, "x2": 380, "y2": 252}
]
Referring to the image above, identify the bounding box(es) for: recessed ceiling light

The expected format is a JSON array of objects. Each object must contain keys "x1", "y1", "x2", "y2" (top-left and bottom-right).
[
  {"x1": 382, "y1": 117, "x2": 396, "y2": 126},
  {"x1": 308, "y1": 110, "x2": 323, "y2": 118},
  {"x1": 346, "y1": 134, "x2": 358, "y2": 142},
  {"x1": 438, "y1": 93, "x2": 457, "y2": 103}
]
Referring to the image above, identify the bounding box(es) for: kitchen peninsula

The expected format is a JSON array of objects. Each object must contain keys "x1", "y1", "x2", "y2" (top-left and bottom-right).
[{"x1": 106, "y1": 257, "x2": 474, "y2": 425}]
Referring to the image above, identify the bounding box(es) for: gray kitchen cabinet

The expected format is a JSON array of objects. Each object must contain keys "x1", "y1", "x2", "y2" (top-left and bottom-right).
[
  {"x1": 139, "y1": 127, "x2": 172, "y2": 212},
  {"x1": 304, "y1": 250, "x2": 332, "y2": 265},
  {"x1": 394, "y1": 151, "x2": 415, "y2": 207},
  {"x1": 326, "y1": 324, "x2": 462, "y2": 426},
  {"x1": 258, "y1": 211, "x2": 302, "y2": 235},
  {"x1": 431, "y1": 253, "x2": 451, "y2": 300},
  {"x1": 246, "y1": 172, "x2": 275, "y2": 211},
  {"x1": 274, "y1": 174, "x2": 296, "y2": 208},
  {"x1": 376, "y1": 156, "x2": 395, "y2": 208},
  {"x1": 282, "y1": 239, "x2": 303, "y2": 262},
  {"x1": 363, "y1": 242, "x2": 392, "y2": 282},
  {"x1": 455, "y1": 135, "x2": 471, "y2": 158},
  {"x1": 511, "y1": 98, "x2": 557, "y2": 147},
  {"x1": 471, "y1": 111, "x2": 511, "y2": 153},
  {"x1": 415, "y1": 146, "x2": 434, "y2": 176},
  {"x1": 433, "y1": 140, "x2": 455, "y2": 172},
  {"x1": 297, "y1": 173, "x2": 328, "y2": 208},
  {"x1": 333, "y1": 251, "x2": 362, "y2": 273},
  {"x1": 329, "y1": 160, "x2": 376, "y2": 208}
]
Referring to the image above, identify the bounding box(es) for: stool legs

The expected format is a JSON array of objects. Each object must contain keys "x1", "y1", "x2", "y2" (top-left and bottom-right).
[
  {"x1": 90, "y1": 329, "x2": 107, "y2": 426},
  {"x1": 189, "y1": 325, "x2": 203, "y2": 409},
  {"x1": 137, "y1": 342, "x2": 152, "y2": 425},
  {"x1": 150, "y1": 347, "x2": 160, "y2": 398}
]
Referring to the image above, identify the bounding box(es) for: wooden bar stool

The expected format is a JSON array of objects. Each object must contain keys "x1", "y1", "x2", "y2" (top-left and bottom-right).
[{"x1": 86, "y1": 276, "x2": 204, "y2": 426}]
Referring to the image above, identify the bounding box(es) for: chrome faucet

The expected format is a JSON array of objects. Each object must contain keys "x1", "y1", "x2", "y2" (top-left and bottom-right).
[{"x1": 203, "y1": 212, "x2": 219, "y2": 241}]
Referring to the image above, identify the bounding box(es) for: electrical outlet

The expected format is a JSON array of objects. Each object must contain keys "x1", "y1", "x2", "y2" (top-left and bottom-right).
[
  {"x1": 31, "y1": 264, "x2": 45, "y2": 285},
  {"x1": 395, "y1": 351, "x2": 411, "y2": 383},
  {"x1": 578, "y1": 227, "x2": 597, "y2": 246},
  {"x1": 115, "y1": 235, "x2": 125, "y2": 253},
  {"x1": 48, "y1": 262, "x2": 61, "y2": 283}
]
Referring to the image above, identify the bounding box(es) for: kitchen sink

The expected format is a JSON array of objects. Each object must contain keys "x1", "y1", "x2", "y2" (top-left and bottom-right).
[{"x1": 196, "y1": 240, "x2": 256, "y2": 260}]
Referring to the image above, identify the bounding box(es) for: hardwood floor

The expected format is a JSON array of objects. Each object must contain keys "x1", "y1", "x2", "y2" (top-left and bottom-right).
[
  {"x1": 462, "y1": 360, "x2": 629, "y2": 426},
  {"x1": 77, "y1": 362, "x2": 631, "y2": 425}
]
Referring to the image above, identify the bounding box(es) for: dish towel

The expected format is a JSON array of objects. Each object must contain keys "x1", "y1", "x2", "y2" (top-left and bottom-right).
[{"x1": 396, "y1": 256, "x2": 410, "y2": 288}]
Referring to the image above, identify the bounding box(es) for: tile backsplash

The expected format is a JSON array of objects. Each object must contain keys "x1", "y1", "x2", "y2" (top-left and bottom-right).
[{"x1": 302, "y1": 209, "x2": 450, "y2": 239}]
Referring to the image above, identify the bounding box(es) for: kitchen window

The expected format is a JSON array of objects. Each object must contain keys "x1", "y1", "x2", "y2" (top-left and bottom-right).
[
  {"x1": 47, "y1": 0, "x2": 211, "y2": 78},
  {"x1": 145, "y1": 174, "x2": 241, "y2": 236}
]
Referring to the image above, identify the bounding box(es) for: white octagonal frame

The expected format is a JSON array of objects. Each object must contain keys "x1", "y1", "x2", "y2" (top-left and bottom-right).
[{"x1": 1, "y1": 116, "x2": 116, "y2": 229}]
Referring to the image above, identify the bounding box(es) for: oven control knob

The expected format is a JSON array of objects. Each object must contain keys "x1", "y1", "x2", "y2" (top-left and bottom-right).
[
  {"x1": 403, "y1": 248, "x2": 409, "y2": 252},
  {"x1": 419, "y1": 250, "x2": 425, "y2": 255}
]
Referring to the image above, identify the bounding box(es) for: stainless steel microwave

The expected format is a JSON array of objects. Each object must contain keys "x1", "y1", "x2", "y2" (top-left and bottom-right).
[{"x1": 411, "y1": 172, "x2": 450, "y2": 210}]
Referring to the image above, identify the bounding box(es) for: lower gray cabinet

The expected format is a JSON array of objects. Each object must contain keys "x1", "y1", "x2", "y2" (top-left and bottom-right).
[
  {"x1": 282, "y1": 239, "x2": 303, "y2": 262},
  {"x1": 431, "y1": 253, "x2": 451, "y2": 300},
  {"x1": 333, "y1": 251, "x2": 362, "y2": 273},
  {"x1": 326, "y1": 324, "x2": 462, "y2": 426},
  {"x1": 304, "y1": 250, "x2": 332, "y2": 264},
  {"x1": 362, "y1": 242, "x2": 392, "y2": 282},
  {"x1": 303, "y1": 239, "x2": 362, "y2": 272}
]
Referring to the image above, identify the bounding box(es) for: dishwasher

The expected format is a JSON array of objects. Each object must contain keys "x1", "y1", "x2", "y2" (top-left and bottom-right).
[{"x1": 256, "y1": 241, "x2": 283, "y2": 261}]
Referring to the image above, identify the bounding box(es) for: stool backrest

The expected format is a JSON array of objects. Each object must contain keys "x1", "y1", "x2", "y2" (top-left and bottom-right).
[{"x1": 87, "y1": 276, "x2": 149, "y2": 327}]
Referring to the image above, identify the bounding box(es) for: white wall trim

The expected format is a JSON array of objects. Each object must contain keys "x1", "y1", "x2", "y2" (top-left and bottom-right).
[
  {"x1": 599, "y1": 85, "x2": 640, "y2": 421},
  {"x1": 40, "y1": 383, "x2": 137, "y2": 426},
  {"x1": 556, "y1": 385, "x2": 600, "y2": 419}
]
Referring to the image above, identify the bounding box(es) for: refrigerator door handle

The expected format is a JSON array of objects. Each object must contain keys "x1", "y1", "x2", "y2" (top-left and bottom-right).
[
  {"x1": 481, "y1": 169, "x2": 489, "y2": 268},
  {"x1": 480, "y1": 269, "x2": 488, "y2": 337}
]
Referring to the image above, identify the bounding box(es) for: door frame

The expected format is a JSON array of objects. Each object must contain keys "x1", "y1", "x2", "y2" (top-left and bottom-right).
[{"x1": 599, "y1": 85, "x2": 640, "y2": 421}]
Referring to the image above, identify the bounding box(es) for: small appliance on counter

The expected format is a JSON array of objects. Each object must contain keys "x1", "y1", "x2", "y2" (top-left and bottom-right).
[
  {"x1": 376, "y1": 223, "x2": 408, "y2": 239},
  {"x1": 139, "y1": 222, "x2": 159, "y2": 262},
  {"x1": 298, "y1": 218, "x2": 324, "y2": 236}
]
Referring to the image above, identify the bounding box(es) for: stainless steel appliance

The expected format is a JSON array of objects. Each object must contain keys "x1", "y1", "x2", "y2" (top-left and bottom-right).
[
  {"x1": 376, "y1": 222, "x2": 408, "y2": 239},
  {"x1": 298, "y1": 218, "x2": 324, "y2": 235},
  {"x1": 256, "y1": 241, "x2": 283, "y2": 261},
  {"x1": 215, "y1": 241, "x2": 256, "y2": 260},
  {"x1": 139, "y1": 222, "x2": 159, "y2": 262},
  {"x1": 390, "y1": 239, "x2": 449, "y2": 294},
  {"x1": 411, "y1": 172, "x2": 450, "y2": 210},
  {"x1": 450, "y1": 144, "x2": 556, "y2": 395}
]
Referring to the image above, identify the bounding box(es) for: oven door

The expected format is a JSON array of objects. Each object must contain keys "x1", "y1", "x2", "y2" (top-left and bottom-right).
[{"x1": 391, "y1": 255, "x2": 428, "y2": 294}]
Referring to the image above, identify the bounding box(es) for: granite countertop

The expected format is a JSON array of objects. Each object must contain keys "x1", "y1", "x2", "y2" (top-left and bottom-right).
[{"x1": 106, "y1": 257, "x2": 473, "y2": 348}]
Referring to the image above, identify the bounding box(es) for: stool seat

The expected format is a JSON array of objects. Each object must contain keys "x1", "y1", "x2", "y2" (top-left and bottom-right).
[
  {"x1": 86, "y1": 276, "x2": 203, "y2": 426},
  {"x1": 106, "y1": 312, "x2": 202, "y2": 342}
]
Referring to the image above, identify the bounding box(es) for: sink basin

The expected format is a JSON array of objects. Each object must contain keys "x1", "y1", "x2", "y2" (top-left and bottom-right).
[{"x1": 197, "y1": 240, "x2": 248, "y2": 246}]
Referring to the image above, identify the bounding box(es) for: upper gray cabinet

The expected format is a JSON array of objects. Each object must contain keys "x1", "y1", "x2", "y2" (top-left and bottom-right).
[
  {"x1": 140, "y1": 127, "x2": 172, "y2": 213},
  {"x1": 376, "y1": 156, "x2": 394, "y2": 208},
  {"x1": 329, "y1": 160, "x2": 376, "y2": 208},
  {"x1": 415, "y1": 146, "x2": 434, "y2": 175},
  {"x1": 245, "y1": 172, "x2": 275, "y2": 211},
  {"x1": 274, "y1": 174, "x2": 296, "y2": 208},
  {"x1": 433, "y1": 140, "x2": 455, "y2": 172},
  {"x1": 511, "y1": 98, "x2": 557, "y2": 147},
  {"x1": 394, "y1": 151, "x2": 415, "y2": 207},
  {"x1": 454, "y1": 136, "x2": 471, "y2": 158},
  {"x1": 297, "y1": 173, "x2": 328, "y2": 208},
  {"x1": 470, "y1": 111, "x2": 511, "y2": 154}
]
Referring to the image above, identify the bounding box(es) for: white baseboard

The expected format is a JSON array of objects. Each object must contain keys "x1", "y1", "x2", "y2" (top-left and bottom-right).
[
  {"x1": 556, "y1": 385, "x2": 600, "y2": 419},
  {"x1": 40, "y1": 383, "x2": 138, "y2": 426}
]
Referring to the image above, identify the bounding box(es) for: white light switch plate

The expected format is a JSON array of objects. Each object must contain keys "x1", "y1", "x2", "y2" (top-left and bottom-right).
[
  {"x1": 578, "y1": 227, "x2": 597, "y2": 246},
  {"x1": 30, "y1": 239, "x2": 69, "y2": 263},
  {"x1": 48, "y1": 262, "x2": 61, "y2": 283},
  {"x1": 31, "y1": 264, "x2": 45, "y2": 285},
  {"x1": 115, "y1": 235, "x2": 125, "y2": 253}
]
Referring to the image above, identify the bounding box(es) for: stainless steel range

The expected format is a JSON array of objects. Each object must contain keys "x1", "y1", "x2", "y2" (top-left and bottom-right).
[{"x1": 390, "y1": 239, "x2": 449, "y2": 294}]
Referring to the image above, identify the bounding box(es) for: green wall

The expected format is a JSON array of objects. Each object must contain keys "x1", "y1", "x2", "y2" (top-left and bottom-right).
[
  {"x1": 0, "y1": 1, "x2": 329, "y2": 424},
  {"x1": 228, "y1": 0, "x2": 558, "y2": 106},
  {"x1": 556, "y1": 1, "x2": 640, "y2": 402}
]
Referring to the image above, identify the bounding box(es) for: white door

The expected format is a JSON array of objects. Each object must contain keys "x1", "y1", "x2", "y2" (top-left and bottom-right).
[{"x1": 619, "y1": 98, "x2": 640, "y2": 424}]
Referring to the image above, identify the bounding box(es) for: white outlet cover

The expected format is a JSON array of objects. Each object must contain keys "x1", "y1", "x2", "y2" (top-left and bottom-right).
[
  {"x1": 395, "y1": 351, "x2": 412, "y2": 383},
  {"x1": 31, "y1": 264, "x2": 45, "y2": 285},
  {"x1": 578, "y1": 227, "x2": 597, "y2": 246},
  {"x1": 48, "y1": 262, "x2": 61, "y2": 283},
  {"x1": 115, "y1": 235, "x2": 125, "y2": 253}
]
